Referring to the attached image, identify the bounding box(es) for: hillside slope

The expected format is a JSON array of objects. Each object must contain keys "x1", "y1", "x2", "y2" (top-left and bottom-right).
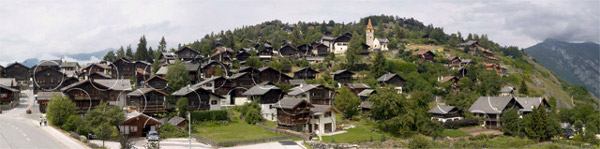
[{"x1": 524, "y1": 39, "x2": 599, "y2": 98}]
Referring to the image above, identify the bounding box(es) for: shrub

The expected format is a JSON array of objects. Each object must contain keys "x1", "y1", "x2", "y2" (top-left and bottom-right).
[
  {"x1": 443, "y1": 118, "x2": 480, "y2": 129},
  {"x1": 79, "y1": 136, "x2": 87, "y2": 143},
  {"x1": 408, "y1": 136, "x2": 432, "y2": 149},
  {"x1": 190, "y1": 110, "x2": 228, "y2": 122},
  {"x1": 158, "y1": 124, "x2": 187, "y2": 138}
]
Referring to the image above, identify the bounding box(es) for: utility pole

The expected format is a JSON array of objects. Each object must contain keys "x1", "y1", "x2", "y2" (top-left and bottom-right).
[{"x1": 188, "y1": 112, "x2": 191, "y2": 149}]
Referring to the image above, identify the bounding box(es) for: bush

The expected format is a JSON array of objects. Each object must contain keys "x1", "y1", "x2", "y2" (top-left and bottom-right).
[
  {"x1": 443, "y1": 118, "x2": 480, "y2": 129},
  {"x1": 408, "y1": 136, "x2": 432, "y2": 149},
  {"x1": 190, "y1": 110, "x2": 228, "y2": 122},
  {"x1": 158, "y1": 124, "x2": 187, "y2": 138},
  {"x1": 244, "y1": 107, "x2": 262, "y2": 124},
  {"x1": 79, "y1": 136, "x2": 87, "y2": 143}
]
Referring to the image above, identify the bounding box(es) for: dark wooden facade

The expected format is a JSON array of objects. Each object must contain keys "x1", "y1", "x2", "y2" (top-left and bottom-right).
[
  {"x1": 34, "y1": 68, "x2": 66, "y2": 93},
  {"x1": 227, "y1": 72, "x2": 256, "y2": 97},
  {"x1": 297, "y1": 44, "x2": 312, "y2": 57},
  {"x1": 293, "y1": 67, "x2": 319, "y2": 79},
  {"x1": 4, "y1": 63, "x2": 30, "y2": 85},
  {"x1": 276, "y1": 99, "x2": 313, "y2": 132},
  {"x1": 176, "y1": 46, "x2": 202, "y2": 62},
  {"x1": 258, "y1": 67, "x2": 291, "y2": 84},
  {"x1": 0, "y1": 85, "x2": 19, "y2": 105},
  {"x1": 112, "y1": 58, "x2": 135, "y2": 79},
  {"x1": 127, "y1": 88, "x2": 167, "y2": 114},
  {"x1": 333, "y1": 70, "x2": 354, "y2": 84},
  {"x1": 61, "y1": 80, "x2": 130, "y2": 113},
  {"x1": 145, "y1": 75, "x2": 168, "y2": 90},
  {"x1": 201, "y1": 61, "x2": 230, "y2": 79},
  {"x1": 236, "y1": 51, "x2": 251, "y2": 61},
  {"x1": 279, "y1": 45, "x2": 297, "y2": 57},
  {"x1": 311, "y1": 43, "x2": 329, "y2": 57},
  {"x1": 120, "y1": 112, "x2": 162, "y2": 137}
]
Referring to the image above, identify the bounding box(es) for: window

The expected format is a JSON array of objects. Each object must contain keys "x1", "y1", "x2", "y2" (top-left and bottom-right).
[
  {"x1": 325, "y1": 111, "x2": 332, "y2": 118},
  {"x1": 130, "y1": 126, "x2": 137, "y2": 132},
  {"x1": 211, "y1": 100, "x2": 217, "y2": 105}
]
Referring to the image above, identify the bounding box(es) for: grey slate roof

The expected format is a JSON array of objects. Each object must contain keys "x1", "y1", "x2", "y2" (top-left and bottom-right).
[
  {"x1": 168, "y1": 116, "x2": 187, "y2": 126},
  {"x1": 333, "y1": 69, "x2": 353, "y2": 75},
  {"x1": 358, "y1": 89, "x2": 376, "y2": 97},
  {"x1": 36, "y1": 92, "x2": 65, "y2": 101},
  {"x1": 228, "y1": 72, "x2": 248, "y2": 80},
  {"x1": 359, "y1": 101, "x2": 372, "y2": 109},
  {"x1": 91, "y1": 72, "x2": 112, "y2": 79},
  {"x1": 321, "y1": 36, "x2": 335, "y2": 41},
  {"x1": 184, "y1": 63, "x2": 200, "y2": 72},
  {"x1": 289, "y1": 79, "x2": 306, "y2": 86},
  {"x1": 0, "y1": 78, "x2": 17, "y2": 86},
  {"x1": 127, "y1": 88, "x2": 167, "y2": 96},
  {"x1": 459, "y1": 40, "x2": 478, "y2": 46},
  {"x1": 500, "y1": 86, "x2": 515, "y2": 93},
  {"x1": 156, "y1": 66, "x2": 168, "y2": 75},
  {"x1": 469, "y1": 96, "x2": 516, "y2": 114},
  {"x1": 171, "y1": 85, "x2": 224, "y2": 98},
  {"x1": 288, "y1": 84, "x2": 327, "y2": 96},
  {"x1": 273, "y1": 97, "x2": 311, "y2": 109},
  {"x1": 61, "y1": 79, "x2": 132, "y2": 91},
  {"x1": 347, "y1": 83, "x2": 370, "y2": 89},
  {"x1": 242, "y1": 85, "x2": 280, "y2": 96},
  {"x1": 293, "y1": 67, "x2": 319, "y2": 73},
  {"x1": 377, "y1": 73, "x2": 398, "y2": 82},
  {"x1": 311, "y1": 105, "x2": 339, "y2": 116},
  {"x1": 515, "y1": 97, "x2": 546, "y2": 112},
  {"x1": 427, "y1": 105, "x2": 457, "y2": 115}
]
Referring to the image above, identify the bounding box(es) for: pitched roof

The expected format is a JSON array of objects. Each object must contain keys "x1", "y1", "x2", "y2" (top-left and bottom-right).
[
  {"x1": 90, "y1": 72, "x2": 112, "y2": 79},
  {"x1": 145, "y1": 75, "x2": 168, "y2": 83},
  {"x1": 288, "y1": 84, "x2": 330, "y2": 96},
  {"x1": 375, "y1": 38, "x2": 389, "y2": 43},
  {"x1": 500, "y1": 86, "x2": 515, "y2": 93},
  {"x1": 242, "y1": 85, "x2": 280, "y2": 96},
  {"x1": 38, "y1": 60, "x2": 62, "y2": 66},
  {"x1": 171, "y1": 85, "x2": 224, "y2": 98},
  {"x1": 168, "y1": 116, "x2": 187, "y2": 126},
  {"x1": 184, "y1": 63, "x2": 200, "y2": 72},
  {"x1": 125, "y1": 111, "x2": 162, "y2": 125},
  {"x1": 161, "y1": 52, "x2": 177, "y2": 59},
  {"x1": 127, "y1": 88, "x2": 168, "y2": 96},
  {"x1": 359, "y1": 101, "x2": 372, "y2": 109},
  {"x1": 273, "y1": 97, "x2": 311, "y2": 109},
  {"x1": 438, "y1": 76, "x2": 458, "y2": 83},
  {"x1": 377, "y1": 73, "x2": 401, "y2": 82},
  {"x1": 346, "y1": 83, "x2": 370, "y2": 89},
  {"x1": 358, "y1": 89, "x2": 376, "y2": 97},
  {"x1": 0, "y1": 78, "x2": 17, "y2": 86},
  {"x1": 311, "y1": 105, "x2": 340, "y2": 116},
  {"x1": 459, "y1": 40, "x2": 478, "y2": 46},
  {"x1": 333, "y1": 69, "x2": 353, "y2": 75},
  {"x1": 293, "y1": 67, "x2": 319, "y2": 73},
  {"x1": 6, "y1": 62, "x2": 30, "y2": 69},
  {"x1": 289, "y1": 79, "x2": 306, "y2": 86},
  {"x1": 156, "y1": 66, "x2": 168, "y2": 75},
  {"x1": 515, "y1": 97, "x2": 546, "y2": 112},
  {"x1": 321, "y1": 36, "x2": 335, "y2": 41},
  {"x1": 469, "y1": 96, "x2": 519, "y2": 114},
  {"x1": 0, "y1": 84, "x2": 18, "y2": 92},
  {"x1": 412, "y1": 50, "x2": 433, "y2": 56},
  {"x1": 36, "y1": 92, "x2": 65, "y2": 101},
  {"x1": 228, "y1": 72, "x2": 248, "y2": 80},
  {"x1": 61, "y1": 79, "x2": 132, "y2": 91},
  {"x1": 427, "y1": 105, "x2": 457, "y2": 115}
]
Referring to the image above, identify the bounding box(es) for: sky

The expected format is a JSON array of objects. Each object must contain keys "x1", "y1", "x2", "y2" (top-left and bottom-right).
[{"x1": 0, "y1": 0, "x2": 598, "y2": 66}]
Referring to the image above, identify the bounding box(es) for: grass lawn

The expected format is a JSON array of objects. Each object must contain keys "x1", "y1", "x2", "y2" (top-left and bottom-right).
[
  {"x1": 441, "y1": 129, "x2": 471, "y2": 137},
  {"x1": 194, "y1": 122, "x2": 285, "y2": 143},
  {"x1": 261, "y1": 121, "x2": 277, "y2": 128},
  {"x1": 321, "y1": 128, "x2": 385, "y2": 143}
]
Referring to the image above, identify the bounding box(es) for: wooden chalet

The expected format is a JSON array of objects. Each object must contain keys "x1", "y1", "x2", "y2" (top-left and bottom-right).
[
  {"x1": 184, "y1": 62, "x2": 201, "y2": 84},
  {"x1": 175, "y1": 46, "x2": 203, "y2": 62},
  {"x1": 111, "y1": 58, "x2": 135, "y2": 79},
  {"x1": 469, "y1": 96, "x2": 523, "y2": 128},
  {"x1": 144, "y1": 75, "x2": 168, "y2": 91},
  {"x1": 82, "y1": 63, "x2": 111, "y2": 79},
  {"x1": 346, "y1": 83, "x2": 371, "y2": 95},
  {"x1": 201, "y1": 61, "x2": 230, "y2": 79},
  {"x1": 171, "y1": 85, "x2": 225, "y2": 111},
  {"x1": 483, "y1": 50, "x2": 495, "y2": 56},
  {"x1": 459, "y1": 40, "x2": 482, "y2": 54},
  {"x1": 119, "y1": 111, "x2": 162, "y2": 137},
  {"x1": 279, "y1": 44, "x2": 297, "y2": 57},
  {"x1": 127, "y1": 88, "x2": 167, "y2": 114},
  {"x1": 36, "y1": 92, "x2": 64, "y2": 113},
  {"x1": 158, "y1": 52, "x2": 177, "y2": 64},
  {"x1": 293, "y1": 67, "x2": 319, "y2": 80},
  {"x1": 287, "y1": 84, "x2": 334, "y2": 105},
  {"x1": 456, "y1": 67, "x2": 468, "y2": 78},
  {"x1": 412, "y1": 50, "x2": 435, "y2": 62},
  {"x1": 236, "y1": 50, "x2": 252, "y2": 61},
  {"x1": 227, "y1": 72, "x2": 256, "y2": 98},
  {"x1": 438, "y1": 76, "x2": 459, "y2": 86},
  {"x1": 33, "y1": 67, "x2": 68, "y2": 93},
  {"x1": 377, "y1": 73, "x2": 405, "y2": 92},
  {"x1": 428, "y1": 105, "x2": 463, "y2": 123},
  {"x1": 60, "y1": 79, "x2": 132, "y2": 113},
  {"x1": 134, "y1": 68, "x2": 151, "y2": 87},
  {"x1": 274, "y1": 97, "x2": 313, "y2": 132},
  {"x1": 297, "y1": 44, "x2": 312, "y2": 57},
  {"x1": 311, "y1": 43, "x2": 329, "y2": 57},
  {"x1": 35, "y1": 60, "x2": 62, "y2": 73},
  {"x1": 0, "y1": 78, "x2": 20, "y2": 106},
  {"x1": 243, "y1": 84, "x2": 285, "y2": 121},
  {"x1": 89, "y1": 72, "x2": 112, "y2": 80},
  {"x1": 332, "y1": 33, "x2": 352, "y2": 54},
  {"x1": 134, "y1": 61, "x2": 152, "y2": 73},
  {"x1": 332, "y1": 69, "x2": 354, "y2": 84},
  {"x1": 360, "y1": 43, "x2": 371, "y2": 55},
  {"x1": 499, "y1": 86, "x2": 515, "y2": 96},
  {"x1": 257, "y1": 67, "x2": 291, "y2": 84},
  {"x1": 449, "y1": 56, "x2": 461, "y2": 66},
  {"x1": 4, "y1": 62, "x2": 30, "y2": 85}
]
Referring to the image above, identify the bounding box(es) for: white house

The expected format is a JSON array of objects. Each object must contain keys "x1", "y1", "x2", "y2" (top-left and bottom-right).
[
  {"x1": 309, "y1": 105, "x2": 340, "y2": 135},
  {"x1": 373, "y1": 38, "x2": 389, "y2": 51},
  {"x1": 332, "y1": 33, "x2": 352, "y2": 54}
]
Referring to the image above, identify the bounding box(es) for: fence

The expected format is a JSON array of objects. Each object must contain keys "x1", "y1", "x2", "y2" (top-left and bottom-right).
[
  {"x1": 191, "y1": 133, "x2": 291, "y2": 147},
  {"x1": 256, "y1": 123, "x2": 311, "y2": 140}
]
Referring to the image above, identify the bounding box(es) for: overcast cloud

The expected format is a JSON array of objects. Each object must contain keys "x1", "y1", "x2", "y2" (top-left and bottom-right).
[{"x1": 0, "y1": 0, "x2": 598, "y2": 65}]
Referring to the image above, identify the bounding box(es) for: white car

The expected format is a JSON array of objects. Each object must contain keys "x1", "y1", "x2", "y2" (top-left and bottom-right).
[{"x1": 147, "y1": 131, "x2": 160, "y2": 141}]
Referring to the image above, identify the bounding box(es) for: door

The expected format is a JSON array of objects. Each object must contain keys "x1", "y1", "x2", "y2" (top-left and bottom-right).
[{"x1": 324, "y1": 123, "x2": 332, "y2": 133}]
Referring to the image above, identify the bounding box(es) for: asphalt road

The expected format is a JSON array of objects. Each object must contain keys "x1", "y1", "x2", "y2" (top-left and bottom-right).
[{"x1": 0, "y1": 90, "x2": 70, "y2": 149}]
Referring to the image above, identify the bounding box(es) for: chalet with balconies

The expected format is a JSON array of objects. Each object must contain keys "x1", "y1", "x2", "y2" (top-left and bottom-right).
[
  {"x1": 243, "y1": 84, "x2": 285, "y2": 121},
  {"x1": 377, "y1": 73, "x2": 405, "y2": 93},
  {"x1": 4, "y1": 62, "x2": 30, "y2": 85},
  {"x1": 111, "y1": 58, "x2": 135, "y2": 79},
  {"x1": 34, "y1": 68, "x2": 68, "y2": 93},
  {"x1": 469, "y1": 96, "x2": 523, "y2": 128},
  {"x1": 293, "y1": 67, "x2": 319, "y2": 80},
  {"x1": 176, "y1": 46, "x2": 203, "y2": 63},
  {"x1": 171, "y1": 85, "x2": 225, "y2": 111},
  {"x1": 333, "y1": 69, "x2": 354, "y2": 84},
  {"x1": 127, "y1": 88, "x2": 167, "y2": 115},
  {"x1": 279, "y1": 45, "x2": 297, "y2": 58},
  {"x1": 412, "y1": 50, "x2": 435, "y2": 62},
  {"x1": 36, "y1": 92, "x2": 64, "y2": 113},
  {"x1": 35, "y1": 60, "x2": 62, "y2": 73},
  {"x1": 258, "y1": 67, "x2": 291, "y2": 84},
  {"x1": 346, "y1": 83, "x2": 370, "y2": 95},
  {"x1": 287, "y1": 84, "x2": 334, "y2": 105},
  {"x1": 428, "y1": 105, "x2": 463, "y2": 123},
  {"x1": 82, "y1": 63, "x2": 111, "y2": 79},
  {"x1": 274, "y1": 97, "x2": 313, "y2": 132},
  {"x1": 60, "y1": 79, "x2": 132, "y2": 113},
  {"x1": 134, "y1": 61, "x2": 152, "y2": 73}
]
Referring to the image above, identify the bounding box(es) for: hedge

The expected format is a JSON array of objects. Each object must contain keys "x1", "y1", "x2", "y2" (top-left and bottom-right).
[
  {"x1": 191, "y1": 110, "x2": 228, "y2": 122},
  {"x1": 444, "y1": 117, "x2": 480, "y2": 129}
]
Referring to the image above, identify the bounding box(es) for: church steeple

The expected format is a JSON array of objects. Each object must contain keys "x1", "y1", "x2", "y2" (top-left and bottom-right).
[
  {"x1": 366, "y1": 18, "x2": 374, "y2": 32},
  {"x1": 366, "y1": 18, "x2": 374, "y2": 49}
]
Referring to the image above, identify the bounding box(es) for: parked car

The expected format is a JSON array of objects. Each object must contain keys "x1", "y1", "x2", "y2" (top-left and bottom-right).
[
  {"x1": 87, "y1": 133, "x2": 96, "y2": 139},
  {"x1": 147, "y1": 131, "x2": 159, "y2": 141}
]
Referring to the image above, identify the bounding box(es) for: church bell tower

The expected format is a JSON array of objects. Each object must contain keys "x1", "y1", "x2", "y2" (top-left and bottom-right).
[{"x1": 366, "y1": 18, "x2": 374, "y2": 49}]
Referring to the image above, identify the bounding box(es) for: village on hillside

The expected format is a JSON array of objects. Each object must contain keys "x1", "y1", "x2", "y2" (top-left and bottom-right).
[{"x1": 1, "y1": 16, "x2": 598, "y2": 148}]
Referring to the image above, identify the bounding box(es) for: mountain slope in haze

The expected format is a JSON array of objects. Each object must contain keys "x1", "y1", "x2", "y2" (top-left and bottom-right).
[
  {"x1": 524, "y1": 39, "x2": 600, "y2": 97},
  {"x1": 21, "y1": 48, "x2": 114, "y2": 67}
]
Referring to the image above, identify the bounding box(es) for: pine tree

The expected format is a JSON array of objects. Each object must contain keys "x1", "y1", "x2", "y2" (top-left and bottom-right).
[
  {"x1": 158, "y1": 36, "x2": 167, "y2": 52},
  {"x1": 116, "y1": 46, "x2": 125, "y2": 58},
  {"x1": 147, "y1": 47, "x2": 155, "y2": 62},
  {"x1": 166, "y1": 60, "x2": 190, "y2": 91},
  {"x1": 125, "y1": 45, "x2": 134, "y2": 59},
  {"x1": 334, "y1": 86, "x2": 361, "y2": 119},
  {"x1": 102, "y1": 50, "x2": 117, "y2": 62},
  {"x1": 371, "y1": 51, "x2": 387, "y2": 78},
  {"x1": 135, "y1": 35, "x2": 148, "y2": 61},
  {"x1": 345, "y1": 32, "x2": 362, "y2": 70},
  {"x1": 519, "y1": 79, "x2": 528, "y2": 96}
]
